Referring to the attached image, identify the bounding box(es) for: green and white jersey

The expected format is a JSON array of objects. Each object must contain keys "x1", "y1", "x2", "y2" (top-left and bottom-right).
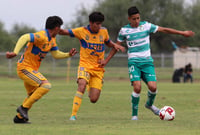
[{"x1": 117, "y1": 21, "x2": 158, "y2": 63}]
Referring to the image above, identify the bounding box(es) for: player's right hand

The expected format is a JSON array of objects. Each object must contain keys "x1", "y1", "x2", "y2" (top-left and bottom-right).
[
  {"x1": 6, "y1": 52, "x2": 17, "y2": 59},
  {"x1": 69, "y1": 48, "x2": 78, "y2": 57},
  {"x1": 114, "y1": 44, "x2": 126, "y2": 53},
  {"x1": 182, "y1": 31, "x2": 195, "y2": 37}
]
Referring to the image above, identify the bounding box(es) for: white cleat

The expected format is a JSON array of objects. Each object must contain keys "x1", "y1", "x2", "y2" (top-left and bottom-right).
[
  {"x1": 131, "y1": 116, "x2": 138, "y2": 120},
  {"x1": 145, "y1": 104, "x2": 160, "y2": 115}
]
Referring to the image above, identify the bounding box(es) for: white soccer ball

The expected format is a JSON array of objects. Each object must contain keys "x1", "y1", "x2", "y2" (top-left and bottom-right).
[{"x1": 159, "y1": 106, "x2": 175, "y2": 121}]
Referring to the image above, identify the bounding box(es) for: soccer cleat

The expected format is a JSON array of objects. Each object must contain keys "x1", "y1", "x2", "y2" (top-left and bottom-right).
[
  {"x1": 16, "y1": 105, "x2": 29, "y2": 121},
  {"x1": 13, "y1": 115, "x2": 31, "y2": 124},
  {"x1": 145, "y1": 104, "x2": 160, "y2": 115},
  {"x1": 131, "y1": 116, "x2": 138, "y2": 120},
  {"x1": 69, "y1": 115, "x2": 77, "y2": 121}
]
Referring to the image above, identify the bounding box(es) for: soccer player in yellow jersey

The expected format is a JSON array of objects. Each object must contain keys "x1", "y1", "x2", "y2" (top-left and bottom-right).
[
  {"x1": 59, "y1": 12, "x2": 125, "y2": 120},
  {"x1": 6, "y1": 16, "x2": 77, "y2": 123}
]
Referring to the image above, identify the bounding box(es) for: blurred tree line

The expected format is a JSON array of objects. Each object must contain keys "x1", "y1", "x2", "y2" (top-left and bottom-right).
[{"x1": 0, "y1": 0, "x2": 199, "y2": 53}]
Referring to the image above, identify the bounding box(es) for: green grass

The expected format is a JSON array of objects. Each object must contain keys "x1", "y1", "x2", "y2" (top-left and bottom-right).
[{"x1": 0, "y1": 76, "x2": 200, "y2": 135}]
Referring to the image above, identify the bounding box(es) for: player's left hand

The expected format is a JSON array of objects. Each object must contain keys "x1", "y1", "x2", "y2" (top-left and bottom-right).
[
  {"x1": 182, "y1": 31, "x2": 195, "y2": 37},
  {"x1": 114, "y1": 44, "x2": 126, "y2": 52},
  {"x1": 69, "y1": 48, "x2": 78, "y2": 56},
  {"x1": 98, "y1": 59, "x2": 107, "y2": 68},
  {"x1": 6, "y1": 52, "x2": 17, "y2": 59}
]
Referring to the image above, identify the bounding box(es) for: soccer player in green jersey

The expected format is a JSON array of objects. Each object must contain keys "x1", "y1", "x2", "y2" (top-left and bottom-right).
[{"x1": 104, "y1": 6, "x2": 194, "y2": 120}]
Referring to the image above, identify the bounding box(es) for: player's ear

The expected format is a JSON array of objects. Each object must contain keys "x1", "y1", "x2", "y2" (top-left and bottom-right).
[{"x1": 89, "y1": 21, "x2": 94, "y2": 25}]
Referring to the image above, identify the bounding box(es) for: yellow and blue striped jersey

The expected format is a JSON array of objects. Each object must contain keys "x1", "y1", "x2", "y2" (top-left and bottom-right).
[
  {"x1": 18, "y1": 29, "x2": 58, "y2": 70},
  {"x1": 68, "y1": 25, "x2": 110, "y2": 71}
]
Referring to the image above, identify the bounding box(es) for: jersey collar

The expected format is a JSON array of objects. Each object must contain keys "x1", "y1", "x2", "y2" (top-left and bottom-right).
[
  {"x1": 87, "y1": 25, "x2": 98, "y2": 34},
  {"x1": 45, "y1": 29, "x2": 51, "y2": 41}
]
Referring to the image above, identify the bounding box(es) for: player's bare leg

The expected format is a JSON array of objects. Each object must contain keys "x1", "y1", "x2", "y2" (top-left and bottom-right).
[{"x1": 88, "y1": 88, "x2": 101, "y2": 103}]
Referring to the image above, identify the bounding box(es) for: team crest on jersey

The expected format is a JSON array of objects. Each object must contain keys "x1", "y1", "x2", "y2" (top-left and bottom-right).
[
  {"x1": 139, "y1": 25, "x2": 144, "y2": 31},
  {"x1": 42, "y1": 44, "x2": 47, "y2": 49},
  {"x1": 99, "y1": 35, "x2": 103, "y2": 42},
  {"x1": 35, "y1": 34, "x2": 40, "y2": 38},
  {"x1": 85, "y1": 35, "x2": 89, "y2": 40}
]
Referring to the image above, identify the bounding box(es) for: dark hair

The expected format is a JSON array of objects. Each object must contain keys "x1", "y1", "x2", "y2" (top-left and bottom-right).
[
  {"x1": 45, "y1": 16, "x2": 63, "y2": 29},
  {"x1": 89, "y1": 12, "x2": 104, "y2": 23},
  {"x1": 128, "y1": 6, "x2": 140, "y2": 16}
]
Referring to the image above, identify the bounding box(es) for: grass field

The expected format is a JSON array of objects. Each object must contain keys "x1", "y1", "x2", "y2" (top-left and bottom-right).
[{"x1": 0, "y1": 68, "x2": 200, "y2": 135}]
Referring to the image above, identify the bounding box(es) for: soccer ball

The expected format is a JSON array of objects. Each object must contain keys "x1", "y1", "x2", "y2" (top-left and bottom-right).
[{"x1": 159, "y1": 106, "x2": 175, "y2": 121}]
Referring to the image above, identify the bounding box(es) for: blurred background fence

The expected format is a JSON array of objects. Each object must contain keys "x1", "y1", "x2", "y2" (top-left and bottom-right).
[
  {"x1": 0, "y1": 52, "x2": 173, "y2": 76},
  {"x1": 2, "y1": 52, "x2": 200, "y2": 82}
]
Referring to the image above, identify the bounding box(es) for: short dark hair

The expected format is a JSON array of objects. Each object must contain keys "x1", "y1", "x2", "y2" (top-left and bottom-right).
[
  {"x1": 89, "y1": 12, "x2": 104, "y2": 23},
  {"x1": 45, "y1": 16, "x2": 63, "y2": 29},
  {"x1": 128, "y1": 6, "x2": 140, "y2": 16}
]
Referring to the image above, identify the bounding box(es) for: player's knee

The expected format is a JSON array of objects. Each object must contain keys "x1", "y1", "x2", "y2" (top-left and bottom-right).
[
  {"x1": 149, "y1": 86, "x2": 157, "y2": 92},
  {"x1": 90, "y1": 99, "x2": 97, "y2": 103},
  {"x1": 132, "y1": 82, "x2": 141, "y2": 93},
  {"x1": 41, "y1": 83, "x2": 52, "y2": 90},
  {"x1": 90, "y1": 97, "x2": 98, "y2": 103},
  {"x1": 134, "y1": 86, "x2": 141, "y2": 93},
  {"x1": 147, "y1": 82, "x2": 157, "y2": 92}
]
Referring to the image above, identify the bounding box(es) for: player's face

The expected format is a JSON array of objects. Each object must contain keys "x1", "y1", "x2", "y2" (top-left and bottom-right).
[
  {"x1": 52, "y1": 26, "x2": 61, "y2": 37},
  {"x1": 90, "y1": 22, "x2": 102, "y2": 33},
  {"x1": 128, "y1": 13, "x2": 140, "y2": 28}
]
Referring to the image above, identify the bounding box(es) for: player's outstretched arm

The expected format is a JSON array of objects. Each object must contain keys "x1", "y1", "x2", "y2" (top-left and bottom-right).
[
  {"x1": 6, "y1": 34, "x2": 31, "y2": 59},
  {"x1": 157, "y1": 26, "x2": 195, "y2": 37},
  {"x1": 59, "y1": 29, "x2": 70, "y2": 35},
  {"x1": 51, "y1": 48, "x2": 78, "y2": 59},
  {"x1": 98, "y1": 41, "x2": 125, "y2": 68},
  {"x1": 106, "y1": 41, "x2": 125, "y2": 52}
]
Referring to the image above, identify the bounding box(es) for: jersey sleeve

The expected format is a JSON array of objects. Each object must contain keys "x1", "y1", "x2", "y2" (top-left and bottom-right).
[
  {"x1": 30, "y1": 32, "x2": 46, "y2": 46},
  {"x1": 117, "y1": 28, "x2": 126, "y2": 42},
  {"x1": 68, "y1": 27, "x2": 83, "y2": 39},
  {"x1": 13, "y1": 33, "x2": 31, "y2": 54},
  {"x1": 149, "y1": 22, "x2": 158, "y2": 33},
  {"x1": 104, "y1": 28, "x2": 111, "y2": 44}
]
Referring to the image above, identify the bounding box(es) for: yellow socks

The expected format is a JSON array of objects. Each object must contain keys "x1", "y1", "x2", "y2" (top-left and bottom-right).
[
  {"x1": 71, "y1": 91, "x2": 83, "y2": 116},
  {"x1": 22, "y1": 83, "x2": 50, "y2": 108}
]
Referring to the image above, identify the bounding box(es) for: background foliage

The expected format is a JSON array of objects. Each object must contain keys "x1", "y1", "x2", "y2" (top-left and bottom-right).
[{"x1": 0, "y1": 0, "x2": 199, "y2": 53}]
